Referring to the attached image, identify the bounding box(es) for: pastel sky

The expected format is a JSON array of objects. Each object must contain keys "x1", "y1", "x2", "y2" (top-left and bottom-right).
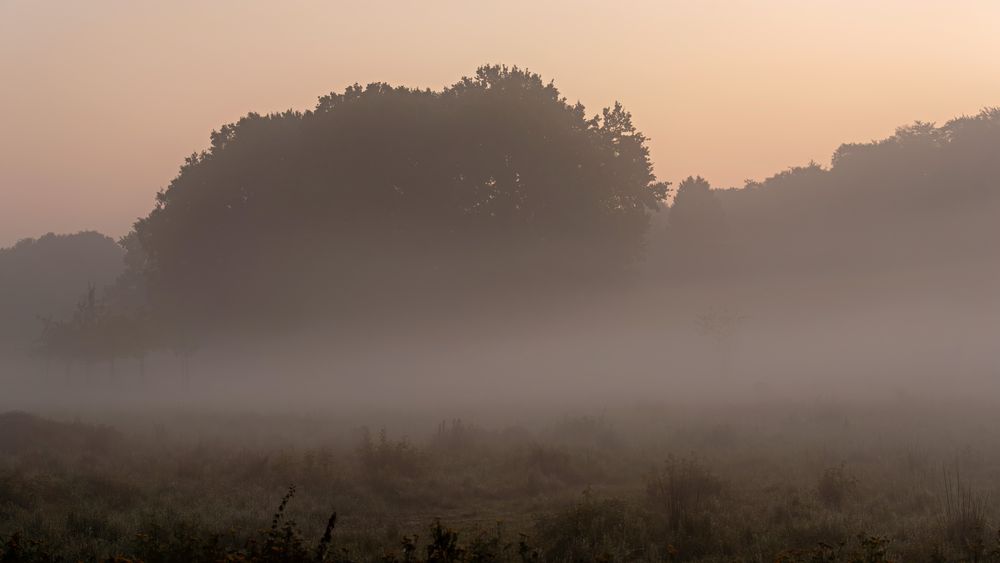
[{"x1": 2, "y1": 0, "x2": 999, "y2": 246}]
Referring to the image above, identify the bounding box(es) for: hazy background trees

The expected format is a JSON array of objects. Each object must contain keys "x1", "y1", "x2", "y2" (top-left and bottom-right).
[
  {"x1": 679, "y1": 109, "x2": 1000, "y2": 284},
  {"x1": 2, "y1": 67, "x2": 998, "y2": 399},
  {"x1": 0, "y1": 232, "x2": 123, "y2": 357}
]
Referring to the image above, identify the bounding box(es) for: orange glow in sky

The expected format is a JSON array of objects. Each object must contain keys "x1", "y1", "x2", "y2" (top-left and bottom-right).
[{"x1": 2, "y1": 0, "x2": 999, "y2": 245}]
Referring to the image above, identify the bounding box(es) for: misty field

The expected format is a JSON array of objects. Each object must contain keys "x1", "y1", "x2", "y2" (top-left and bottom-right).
[
  {"x1": 2, "y1": 402, "x2": 999, "y2": 562},
  {"x1": 4, "y1": 10, "x2": 1000, "y2": 562}
]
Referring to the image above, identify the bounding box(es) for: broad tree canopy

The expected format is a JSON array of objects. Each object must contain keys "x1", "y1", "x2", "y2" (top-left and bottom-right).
[{"x1": 128, "y1": 65, "x2": 668, "y2": 326}]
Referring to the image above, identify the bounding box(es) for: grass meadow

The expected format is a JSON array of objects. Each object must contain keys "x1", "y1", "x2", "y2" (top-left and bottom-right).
[{"x1": 1, "y1": 401, "x2": 999, "y2": 562}]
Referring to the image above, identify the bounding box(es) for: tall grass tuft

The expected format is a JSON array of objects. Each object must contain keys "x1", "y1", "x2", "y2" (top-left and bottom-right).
[{"x1": 940, "y1": 464, "x2": 989, "y2": 559}]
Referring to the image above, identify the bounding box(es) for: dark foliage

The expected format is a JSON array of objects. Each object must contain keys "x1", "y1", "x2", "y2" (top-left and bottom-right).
[{"x1": 126, "y1": 65, "x2": 668, "y2": 329}]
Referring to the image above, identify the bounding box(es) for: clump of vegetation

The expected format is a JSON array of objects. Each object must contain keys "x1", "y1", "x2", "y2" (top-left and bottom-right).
[
  {"x1": 939, "y1": 465, "x2": 990, "y2": 560},
  {"x1": 816, "y1": 464, "x2": 859, "y2": 510},
  {"x1": 0, "y1": 532, "x2": 60, "y2": 563},
  {"x1": 378, "y1": 520, "x2": 534, "y2": 563},
  {"x1": 430, "y1": 419, "x2": 480, "y2": 453},
  {"x1": 533, "y1": 490, "x2": 655, "y2": 562},
  {"x1": 356, "y1": 428, "x2": 423, "y2": 499},
  {"x1": 646, "y1": 455, "x2": 725, "y2": 533},
  {"x1": 775, "y1": 534, "x2": 895, "y2": 563}
]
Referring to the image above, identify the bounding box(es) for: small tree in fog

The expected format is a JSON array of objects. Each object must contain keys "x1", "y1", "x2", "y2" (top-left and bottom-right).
[
  {"x1": 35, "y1": 285, "x2": 104, "y2": 379},
  {"x1": 35, "y1": 285, "x2": 160, "y2": 382}
]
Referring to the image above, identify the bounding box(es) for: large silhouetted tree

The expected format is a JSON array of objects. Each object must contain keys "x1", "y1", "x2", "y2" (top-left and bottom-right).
[{"x1": 127, "y1": 65, "x2": 669, "y2": 328}]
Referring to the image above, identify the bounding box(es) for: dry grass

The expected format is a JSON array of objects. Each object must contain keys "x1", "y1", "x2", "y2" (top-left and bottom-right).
[{"x1": 2, "y1": 403, "x2": 1000, "y2": 561}]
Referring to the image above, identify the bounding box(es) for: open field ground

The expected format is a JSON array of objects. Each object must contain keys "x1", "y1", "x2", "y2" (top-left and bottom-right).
[{"x1": 2, "y1": 401, "x2": 1000, "y2": 562}]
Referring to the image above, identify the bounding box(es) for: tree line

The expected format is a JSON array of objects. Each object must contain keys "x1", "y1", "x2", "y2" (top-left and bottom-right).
[{"x1": 6, "y1": 65, "x2": 998, "y2": 379}]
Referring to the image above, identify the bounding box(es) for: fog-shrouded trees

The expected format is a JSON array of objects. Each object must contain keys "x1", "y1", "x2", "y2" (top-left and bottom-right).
[
  {"x1": 126, "y1": 65, "x2": 669, "y2": 329},
  {"x1": 647, "y1": 108, "x2": 1000, "y2": 282},
  {"x1": 17, "y1": 70, "x2": 1000, "y2": 377},
  {"x1": 0, "y1": 232, "x2": 124, "y2": 356},
  {"x1": 34, "y1": 285, "x2": 156, "y2": 380},
  {"x1": 661, "y1": 176, "x2": 731, "y2": 279}
]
